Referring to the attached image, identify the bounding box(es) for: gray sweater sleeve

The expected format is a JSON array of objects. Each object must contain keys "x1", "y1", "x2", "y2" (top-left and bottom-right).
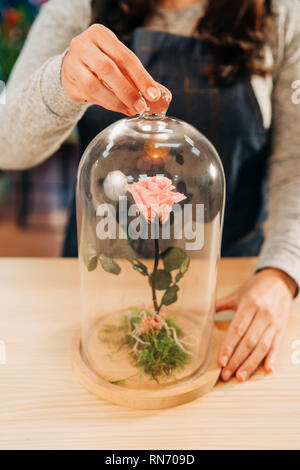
[
  {"x1": 0, "y1": 0, "x2": 91, "y2": 170},
  {"x1": 255, "y1": 0, "x2": 300, "y2": 291}
]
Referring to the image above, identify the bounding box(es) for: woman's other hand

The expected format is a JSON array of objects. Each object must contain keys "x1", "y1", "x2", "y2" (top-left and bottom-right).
[
  {"x1": 61, "y1": 24, "x2": 171, "y2": 116},
  {"x1": 216, "y1": 268, "x2": 297, "y2": 382}
]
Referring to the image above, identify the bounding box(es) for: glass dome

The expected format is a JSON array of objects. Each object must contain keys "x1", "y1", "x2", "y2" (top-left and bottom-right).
[{"x1": 77, "y1": 98, "x2": 225, "y2": 390}]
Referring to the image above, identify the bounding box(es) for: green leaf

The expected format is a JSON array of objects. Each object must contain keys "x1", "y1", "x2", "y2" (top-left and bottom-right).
[
  {"x1": 175, "y1": 256, "x2": 190, "y2": 282},
  {"x1": 149, "y1": 269, "x2": 172, "y2": 290},
  {"x1": 82, "y1": 244, "x2": 98, "y2": 272},
  {"x1": 109, "y1": 374, "x2": 137, "y2": 385},
  {"x1": 161, "y1": 285, "x2": 179, "y2": 306},
  {"x1": 130, "y1": 258, "x2": 148, "y2": 276},
  {"x1": 161, "y1": 247, "x2": 189, "y2": 272},
  {"x1": 99, "y1": 254, "x2": 121, "y2": 275}
]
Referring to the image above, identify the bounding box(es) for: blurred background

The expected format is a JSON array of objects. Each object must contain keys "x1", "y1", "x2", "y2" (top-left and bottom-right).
[{"x1": 0, "y1": 0, "x2": 78, "y2": 257}]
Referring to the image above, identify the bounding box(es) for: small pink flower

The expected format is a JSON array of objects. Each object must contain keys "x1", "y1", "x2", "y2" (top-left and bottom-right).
[
  {"x1": 139, "y1": 304, "x2": 146, "y2": 311},
  {"x1": 127, "y1": 176, "x2": 186, "y2": 224}
]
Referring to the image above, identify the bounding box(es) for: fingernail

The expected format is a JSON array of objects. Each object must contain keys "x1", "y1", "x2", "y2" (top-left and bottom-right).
[
  {"x1": 134, "y1": 98, "x2": 146, "y2": 114},
  {"x1": 222, "y1": 369, "x2": 231, "y2": 381},
  {"x1": 220, "y1": 355, "x2": 228, "y2": 367},
  {"x1": 147, "y1": 86, "x2": 160, "y2": 100},
  {"x1": 237, "y1": 371, "x2": 248, "y2": 381}
]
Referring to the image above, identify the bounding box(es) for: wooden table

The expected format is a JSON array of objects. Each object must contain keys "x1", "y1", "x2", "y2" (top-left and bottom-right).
[{"x1": 0, "y1": 258, "x2": 299, "y2": 450}]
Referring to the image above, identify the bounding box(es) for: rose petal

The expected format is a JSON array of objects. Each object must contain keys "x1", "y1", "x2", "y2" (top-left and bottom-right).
[{"x1": 127, "y1": 176, "x2": 186, "y2": 224}]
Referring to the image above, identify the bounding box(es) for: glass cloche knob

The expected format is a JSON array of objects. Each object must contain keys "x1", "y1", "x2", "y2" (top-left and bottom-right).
[{"x1": 140, "y1": 86, "x2": 172, "y2": 118}]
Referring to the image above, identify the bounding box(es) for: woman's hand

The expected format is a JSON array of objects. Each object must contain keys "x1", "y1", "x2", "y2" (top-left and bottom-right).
[
  {"x1": 216, "y1": 268, "x2": 297, "y2": 382},
  {"x1": 61, "y1": 24, "x2": 169, "y2": 115}
]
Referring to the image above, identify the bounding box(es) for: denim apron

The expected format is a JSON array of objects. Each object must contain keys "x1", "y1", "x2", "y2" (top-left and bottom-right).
[{"x1": 63, "y1": 30, "x2": 269, "y2": 257}]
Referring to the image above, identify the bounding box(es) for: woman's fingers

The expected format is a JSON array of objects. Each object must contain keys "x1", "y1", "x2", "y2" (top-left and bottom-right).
[
  {"x1": 221, "y1": 312, "x2": 272, "y2": 381},
  {"x1": 218, "y1": 299, "x2": 256, "y2": 368},
  {"x1": 88, "y1": 24, "x2": 161, "y2": 102},
  {"x1": 264, "y1": 330, "x2": 284, "y2": 373},
  {"x1": 79, "y1": 42, "x2": 147, "y2": 114},
  {"x1": 73, "y1": 65, "x2": 133, "y2": 115},
  {"x1": 215, "y1": 292, "x2": 237, "y2": 312},
  {"x1": 62, "y1": 24, "x2": 171, "y2": 115},
  {"x1": 215, "y1": 270, "x2": 293, "y2": 382},
  {"x1": 235, "y1": 326, "x2": 276, "y2": 381}
]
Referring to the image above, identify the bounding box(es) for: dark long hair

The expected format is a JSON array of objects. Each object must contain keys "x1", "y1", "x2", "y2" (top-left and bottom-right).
[{"x1": 91, "y1": 0, "x2": 273, "y2": 84}]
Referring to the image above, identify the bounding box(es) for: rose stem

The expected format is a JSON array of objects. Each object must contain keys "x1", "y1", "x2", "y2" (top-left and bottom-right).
[{"x1": 151, "y1": 238, "x2": 160, "y2": 314}]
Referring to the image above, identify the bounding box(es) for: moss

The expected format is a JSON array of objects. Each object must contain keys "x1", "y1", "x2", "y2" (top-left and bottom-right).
[{"x1": 123, "y1": 307, "x2": 189, "y2": 382}]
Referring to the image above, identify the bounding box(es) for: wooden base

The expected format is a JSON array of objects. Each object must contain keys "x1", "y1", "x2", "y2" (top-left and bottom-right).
[{"x1": 71, "y1": 325, "x2": 223, "y2": 410}]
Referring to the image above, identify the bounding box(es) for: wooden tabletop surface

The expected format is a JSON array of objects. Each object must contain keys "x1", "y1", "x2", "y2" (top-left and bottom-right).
[{"x1": 0, "y1": 258, "x2": 299, "y2": 450}]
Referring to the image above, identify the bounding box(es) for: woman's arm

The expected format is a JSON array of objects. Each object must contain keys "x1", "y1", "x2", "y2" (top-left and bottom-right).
[
  {"x1": 0, "y1": 0, "x2": 166, "y2": 171},
  {"x1": 216, "y1": 0, "x2": 300, "y2": 381},
  {"x1": 0, "y1": 0, "x2": 91, "y2": 170},
  {"x1": 255, "y1": 1, "x2": 300, "y2": 290}
]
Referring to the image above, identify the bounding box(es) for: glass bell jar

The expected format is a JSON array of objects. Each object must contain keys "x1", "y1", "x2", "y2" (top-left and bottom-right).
[{"x1": 76, "y1": 91, "x2": 225, "y2": 393}]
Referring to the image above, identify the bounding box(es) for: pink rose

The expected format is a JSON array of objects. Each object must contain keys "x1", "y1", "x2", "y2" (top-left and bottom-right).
[{"x1": 127, "y1": 176, "x2": 186, "y2": 224}]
